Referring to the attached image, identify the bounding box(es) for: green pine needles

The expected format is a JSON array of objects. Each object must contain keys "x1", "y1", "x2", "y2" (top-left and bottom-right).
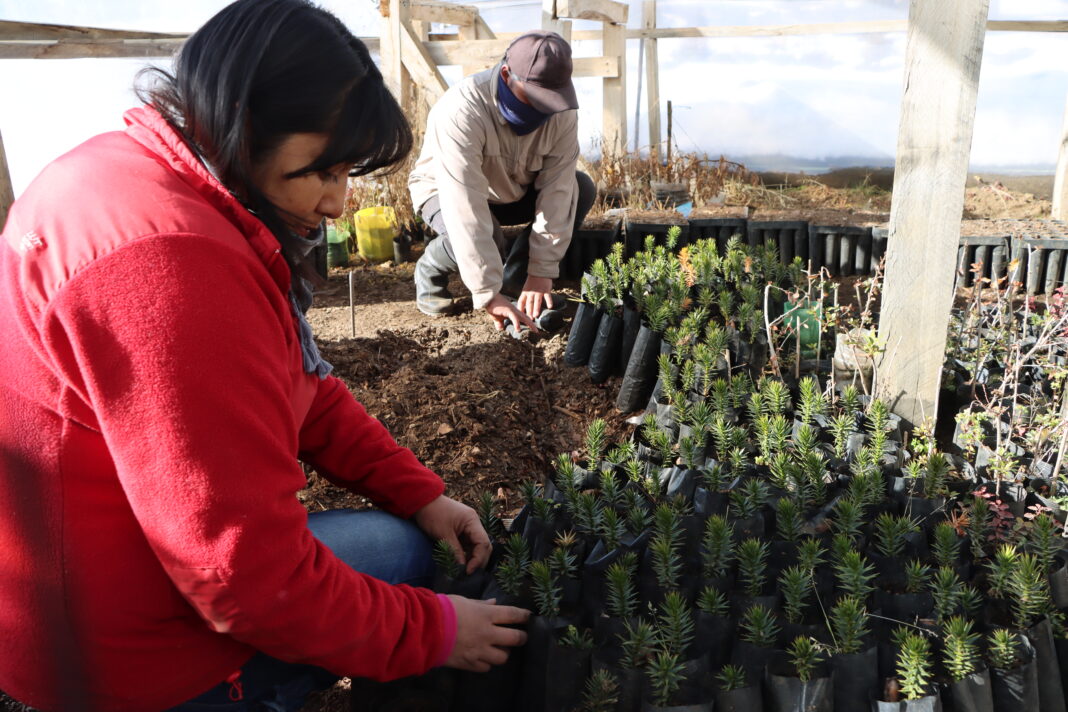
[
  {"x1": 986, "y1": 544, "x2": 1018, "y2": 599},
  {"x1": 604, "y1": 552, "x2": 638, "y2": 618},
  {"x1": 696, "y1": 586, "x2": 729, "y2": 617},
  {"x1": 987, "y1": 629, "x2": 1020, "y2": 671},
  {"x1": 1010, "y1": 552, "x2": 1051, "y2": 630},
  {"x1": 584, "y1": 418, "x2": 608, "y2": 468},
  {"x1": 904, "y1": 560, "x2": 932, "y2": 595},
  {"x1": 942, "y1": 616, "x2": 980, "y2": 682},
  {"x1": 740, "y1": 604, "x2": 780, "y2": 648},
  {"x1": 529, "y1": 559, "x2": 561, "y2": 618},
  {"x1": 834, "y1": 549, "x2": 876, "y2": 601},
  {"x1": 475, "y1": 491, "x2": 503, "y2": 542},
  {"x1": 717, "y1": 665, "x2": 748, "y2": 692},
  {"x1": 830, "y1": 596, "x2": 869, "y2": 655},
  {"x1": 580, "y1": 669, "x2": 620, "y2": 712},
  {"x1": 787, "y1": 636, "x2": 824, "y2": 683},
  {"x1": 656, "y1": 591, "x2": 695, "y2": 657},
  {"x1": 894, "y1": 629, "x2": 934, "y2": 700},
  {"x1": 702, "y1": 514, "x2": 735, "y2": 579},
  {"x1": 932, "y1": 522, "x2": 961, "y2": 568},
  {"x1": 495, "y1": 534, "x2": 530, "y2": 596},
  {"x1": 432, "y1": 539, "x2": 462, "y2": 579},
  {"x1": 780, "y1": 565, "x2": 813, "y2": 625},
  {"x1": 737, "y1": 538, "x2": 770, "y2": 597},
  {"x1": 873, "y1": 513, "x2": 919, "y2": 558},
  {"x1": 776, "y1": 497, "x2": 805, "y2": 543},
  {"x1": 646, "y1": 651, "x2": 685, "y2": 708},
  {"x1": 930, "y1": 567, "x2": 963, "y2": 621}
]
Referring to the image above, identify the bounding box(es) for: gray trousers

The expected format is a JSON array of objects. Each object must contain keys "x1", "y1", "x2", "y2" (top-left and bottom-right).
[{"x1": 419, "y1": 171, "x2": 597, "y2": 294}]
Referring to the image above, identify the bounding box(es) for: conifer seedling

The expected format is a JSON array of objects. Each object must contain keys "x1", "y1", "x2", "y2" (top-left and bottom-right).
[
  {"x1": 737, "y1": 538, "x2": 771, "y2": 597},
  {"x1": 432, "y1": 539, "x2": 462, "y2": 580},
  {"x1": 780, "y1": 565, "x2": 812, "y2": 624},
  {"x1": 740, "y1": 604, "x2": 780, "y2": 648},
  {"x1": 942, "y1": 616, "x2": 980, "y2": 682},
  {"x1": 930, "y1": 567, "x2": 963, "y2": 621},
  {"x1": 904, "y1": 560, "x2": 931, "y2": 595},
  {"x1": 656, "y1": 591, "x2": 696, "y2": 657},
  {"x1": 580, "y1": 669, "x2": 620, "y2": 712},
  {"x1": 834, "y1": 549, "x2": 876, "y2": 601},
  {"x1": 696, "y1": 586, "x2": 729, "y2": 617},
  {"x1": 873, "y1": 513, "x2": 919, "y2": 558},
  {"x1": 646, "y1": 651, "x2": 684, "y2": 708},
  {"x1": 702, "y1": 515, "x2": 735, "y2": 579},
  {"x1": 987, "y1": 629, "x2": 1020, "y2": 671},
  {"x1": 530, "y1": 560, "x2": 561, "y2": 618},
  {"x1": 830, "y1": 596, "x2": 869, "y2": 655},
  {"x1": 932, "y1": 522, "x2": 961, "y2": 568},
  {"x1": 619, "y1": 619, "x2": 657, "y2": 670},
  {"x1": 776, "y1": 497, "x2": 804, "y2": 543},
  {"x1": 717, "y1": 665, "x2": 748, "y2": 692},
  {"x1": 895, "y1": 629, "x2": 934, "y2": 701},
  {"x1": 787, "y1": 636, "x2": 824, "y2": 683}
]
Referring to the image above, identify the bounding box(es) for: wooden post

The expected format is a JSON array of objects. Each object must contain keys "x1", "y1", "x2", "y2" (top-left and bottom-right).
[
  {"x1": 602, "y1": 20, "x2": 627, "y2": 157},
  {"x1": 386, "y1": 0, "x2": 413, "y2": 111},
  {"x1": 875, "y1": 0, "x2": 990, "y2": 427},
  {"x1": 643, "y1": 0, "x2": 661, "y2": 161},
  {"x1": 458, "y1": 13, "x2": 496, "y2": 77},
  {"x1": 1053, "y1": 90, "x2": 1068, "y2": 219},
  {"x1": 0, "y1": 129, "x2": 13, "y2": 231},
  {"x1": 666, "y1": 100, "x2": 673, "y2": 166}
]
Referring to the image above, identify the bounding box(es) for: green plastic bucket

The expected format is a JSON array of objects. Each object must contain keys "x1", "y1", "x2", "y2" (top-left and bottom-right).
[
  {"x1": 326, "y1": 224, "x2": 349, "y2": 269},
  {"x1": 784, "y1": 299, "x2": 821, "y2": 355}
]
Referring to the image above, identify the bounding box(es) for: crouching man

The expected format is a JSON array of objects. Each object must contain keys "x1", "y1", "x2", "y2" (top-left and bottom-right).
[{"x1": 408, "y1": 30, "x2": 596, "y2": 331}]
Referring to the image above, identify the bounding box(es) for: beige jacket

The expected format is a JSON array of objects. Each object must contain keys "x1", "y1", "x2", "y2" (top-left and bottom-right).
[{"x1": 409, "y1": 65, "x2": 580, "y2": 308}]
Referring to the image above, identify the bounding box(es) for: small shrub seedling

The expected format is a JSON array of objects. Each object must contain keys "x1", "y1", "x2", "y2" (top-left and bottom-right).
[
  {"x1": 987, "y1": 629, "x2": 1020, "y2": 671},
  {"x1": 696, "y1": 586, "x2": 729, "y2": 617},
  {"x1": 580, "y1": 669, "x2": 620, "y2": 712},
  {"x1": 432, "y1": 539, "x2": 462, "y2": 580},
  {"x1": 830, "y1": 596, "x2": 869, "y2": 655},
  {"x1": 894, "y1": 629, "x2": 934, "y2": 701},
  {"x1": 717, "y1": 664, "x2": 748, "y2": 692},
  {"x1": 737, "y1": 537, "x2": 771, "y2": 597},
  {"x1": 787, "y1": 636, "x2": 824, "y2": 683},
  {"x1": 941, "y1": 616, "x2": 980, "y2": 683},
  {"x1": 701, "y1": 514, "x2": 735, "y2": 579},
  {"x1": 740, "y1": 604, "x2": 780, "y2": 648},
  {"x1": 780, "y1": 565, "x2": 812, "y2": 625},
  {"x1": 873, "y1": 513, "x2": 920, "y2": 558}
]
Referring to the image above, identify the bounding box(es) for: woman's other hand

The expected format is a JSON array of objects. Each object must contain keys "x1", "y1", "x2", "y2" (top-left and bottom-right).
[{"x1": 444, "y1": 596, "x2": 530, "y2": 672}]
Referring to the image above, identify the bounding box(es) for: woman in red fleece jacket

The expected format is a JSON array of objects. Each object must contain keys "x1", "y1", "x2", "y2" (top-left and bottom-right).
[{"x1": 0, "y1": 1, "x2": 529, "y2": 710}]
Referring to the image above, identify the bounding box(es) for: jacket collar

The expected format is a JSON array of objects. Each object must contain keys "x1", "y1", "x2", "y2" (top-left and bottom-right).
[{"x1": 122, "y1": 106, "x2": 291, "y2": 292}]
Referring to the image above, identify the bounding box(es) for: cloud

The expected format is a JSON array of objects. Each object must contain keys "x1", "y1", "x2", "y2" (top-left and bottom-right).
[{"x1": 1, "y1": 0, "x2": 1066, "y2": 195}]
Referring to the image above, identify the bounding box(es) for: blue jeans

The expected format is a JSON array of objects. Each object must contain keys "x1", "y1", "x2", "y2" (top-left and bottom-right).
[{"x1": 168, "y1": 509, "x2": 435, "y2": 711}]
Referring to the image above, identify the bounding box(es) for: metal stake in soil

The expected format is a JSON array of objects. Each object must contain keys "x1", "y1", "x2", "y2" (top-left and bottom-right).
[{"x1": 349, "y1": 269, "x2": 355, "y2": 338}]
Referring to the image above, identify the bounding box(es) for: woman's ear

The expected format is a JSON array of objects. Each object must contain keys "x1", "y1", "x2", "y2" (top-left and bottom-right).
[{"x1": 500, "y1": 64, "x2": 511, "y2": 82}]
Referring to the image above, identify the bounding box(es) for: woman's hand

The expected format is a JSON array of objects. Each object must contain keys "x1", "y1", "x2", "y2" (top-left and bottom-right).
[
  {"x1": 413, "y1": 495, "x2": 492, "y2": 574},
  {"x1": 445, "y1": 596, "x2": 530, "y2": 672}
]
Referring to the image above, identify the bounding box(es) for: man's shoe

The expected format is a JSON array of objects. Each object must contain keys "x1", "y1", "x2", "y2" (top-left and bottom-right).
[{"x1": 414, "y1": 237, "x2": 458, "y2": 317}]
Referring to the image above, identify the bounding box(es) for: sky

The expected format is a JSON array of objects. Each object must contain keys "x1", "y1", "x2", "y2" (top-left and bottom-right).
[{"x1": 0, "y1": 0, "x2": 1066, "y2": 194}]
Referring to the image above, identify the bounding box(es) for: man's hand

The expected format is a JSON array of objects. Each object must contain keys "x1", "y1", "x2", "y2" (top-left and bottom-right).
[
  {"x1": 444, "y1": 596, "x2": 530, "y2": 672},
  {"x1": 412, "y1": 495, "x2": 491, "y2": 574},
  {"x1": 517, "y1": 276, "x2": 554, "y2": 321},
  {"x1": 485, "y1": 293, "x2": 537, "y2": 333}
]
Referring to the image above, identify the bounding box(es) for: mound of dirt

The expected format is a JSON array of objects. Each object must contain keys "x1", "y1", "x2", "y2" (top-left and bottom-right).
[{"x1": 300, "y1": 253, "x2": 631, "y2": 516}]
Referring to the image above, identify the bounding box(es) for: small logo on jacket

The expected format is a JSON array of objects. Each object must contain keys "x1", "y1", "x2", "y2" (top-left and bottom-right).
[{"x1": 17, "y1": 231, "x2": 44, "y2": 254}]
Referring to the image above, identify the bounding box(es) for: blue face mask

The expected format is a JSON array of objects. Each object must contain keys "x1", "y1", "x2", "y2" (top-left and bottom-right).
[{"x1": 497, "y1": 73, "x2": 550, "y2": 136}]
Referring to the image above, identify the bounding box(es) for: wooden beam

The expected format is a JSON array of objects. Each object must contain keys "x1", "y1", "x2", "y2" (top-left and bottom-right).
[
  {"x1": 408, "y1": 0, "x2": 478, "y2": 27},
  {"x1": 0, "y1": 39, "x2": 185, "y2": 59},
  {"x1": 0, "y1": 129, "x2": 13, "y2": 231},
  {"x1": 1054, "y1": 90, "x2": 1068, "y2": 220},
  {"x1": 387, "y1": 0, "x2": 413, "y2": 111},
  {"x1": 875, "y1": 0, "x2": 990, "y2": 427},
  {"x1": 0, "y1": 20, "x2": 185, "y2": 42},
  {"x1": 399, "y1": 19, "x2": 449, "y2": 104},
  {"x1": 602, "y1": 21, "x2": 627, "y2": 156},
  {"x1": 557, "y1": 0, "x2": 629, "y2": 25},
  {"x1": 458, "y1": 12, "x2": 496, "y2": 77},
  {"x1": 643, "y1": 0, "x2": 661, "y2": 159}
]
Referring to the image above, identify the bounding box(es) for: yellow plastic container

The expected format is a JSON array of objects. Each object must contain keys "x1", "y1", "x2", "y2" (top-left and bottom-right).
[{"x1": 353, "y1": 206, "x2": 398, "y2": 263}]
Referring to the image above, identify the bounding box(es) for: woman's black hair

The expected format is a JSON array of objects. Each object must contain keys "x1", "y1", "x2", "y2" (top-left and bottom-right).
[{"x1": 136, "y1": 0, "x2": 412, "y2": 286}]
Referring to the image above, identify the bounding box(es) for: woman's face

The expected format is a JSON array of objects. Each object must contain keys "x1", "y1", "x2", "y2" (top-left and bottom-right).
[{"x1": 250, "y1": 133, "x2": 351, "y2": 238}]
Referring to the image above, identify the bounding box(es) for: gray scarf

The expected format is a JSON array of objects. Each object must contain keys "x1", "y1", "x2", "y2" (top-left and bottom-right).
[{"x1": 289, "y1": 225, "x2": 333, "y2": 379}]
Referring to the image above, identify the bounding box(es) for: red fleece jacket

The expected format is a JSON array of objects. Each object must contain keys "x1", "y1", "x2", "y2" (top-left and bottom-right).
[{"x1": 0, "y1": 107, "x2": 448, "y2": 711}]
